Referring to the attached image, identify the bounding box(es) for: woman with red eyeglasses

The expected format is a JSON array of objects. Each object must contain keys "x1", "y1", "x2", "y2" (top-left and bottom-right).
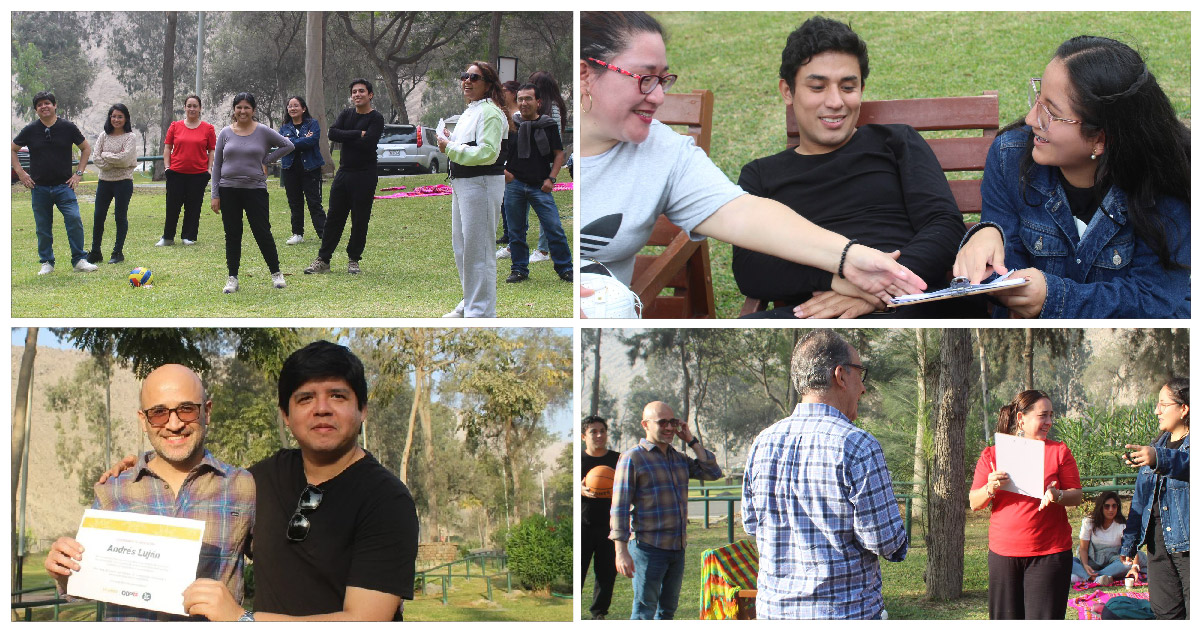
[
  {"x1": 954, "y1": 36, "x2": 1190, "y2": 318},
  {"x1": 437, "y1": 61, "x2": 507, "y2": 318},
  {"x1": 578, "y1": 12, "x2": 928, "y2": 318}
]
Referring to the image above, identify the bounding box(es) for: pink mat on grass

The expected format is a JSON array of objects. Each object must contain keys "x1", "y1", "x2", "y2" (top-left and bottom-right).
[
  {"x1": 1068, "y1": 589, "x2": 1151, "y2": 620},
  {"x1": 373, "y1": 182, "x2": 572, "y2": 199}
]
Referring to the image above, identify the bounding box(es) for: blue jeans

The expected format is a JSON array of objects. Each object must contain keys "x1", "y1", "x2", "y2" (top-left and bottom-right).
[
  {"x1": 503, "y1": 180, "x2": 572, "y2": 275},
  {"x1": 1071, "y1": 552, "x2": 1146, "y2": 582},
  {"x1": 31, "y1": 184, "x2": 87, "y2": 265},
  {"x1": 628, "y1": 539, "x2": 685, "y2": 620}
]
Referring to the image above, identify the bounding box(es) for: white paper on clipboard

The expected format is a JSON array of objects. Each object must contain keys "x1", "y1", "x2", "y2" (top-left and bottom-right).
[{"x1": 995, "y1": 432, "x2": 1045, "y2": 499}]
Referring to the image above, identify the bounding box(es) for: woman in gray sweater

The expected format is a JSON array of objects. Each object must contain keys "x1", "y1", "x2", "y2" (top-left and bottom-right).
[{"x1": 211, "y1": 92, "x2": 294, "y2": 293}]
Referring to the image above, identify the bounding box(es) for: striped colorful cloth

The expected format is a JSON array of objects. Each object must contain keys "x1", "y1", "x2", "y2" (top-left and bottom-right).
[{"x1": 700, "y1": 539, "x2": 759, "y2": 620}]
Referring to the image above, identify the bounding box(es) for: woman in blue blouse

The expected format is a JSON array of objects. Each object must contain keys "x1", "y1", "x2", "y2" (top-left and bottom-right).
[
  {"x1": 954, "y1": 36, "x2": 1189, "y2": 318},
  {"x1": 279, "y1": 96, "x2": 327, "y2": 246}
]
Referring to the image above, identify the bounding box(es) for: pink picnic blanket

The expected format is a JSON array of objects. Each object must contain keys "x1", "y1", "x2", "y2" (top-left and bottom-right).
[
  {"x1": 1068, "y1": 589, "x2": 1151, "y2": 620},
  {"x1": 373, "y1": 181, "x2": 572, "y2": 199},
  {"x1": 1072, "y1": 575, "x2": 1147, "y2": 591}
]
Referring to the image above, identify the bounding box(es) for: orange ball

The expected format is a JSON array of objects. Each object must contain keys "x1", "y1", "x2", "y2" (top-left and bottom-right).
[{"x1": 584, "y1": 465, "x2": 616, "y2": 498}]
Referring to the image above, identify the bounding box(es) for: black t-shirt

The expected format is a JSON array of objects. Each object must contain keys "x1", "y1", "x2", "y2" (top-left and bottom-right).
[
  {"x1": 581, "y1": 450, "x2": 620, "y2": 529},
  {"x1": 249, "y1": 449, "x2": 418, "y2": 620},
  {"x1": 734, "y1": 124, "x2": 966, "y2": 305},
  {"x1": 12, "y1": 118, "x2": 86, "y2": 187},
  {"x1": 327, "y1": 108, "x2": 385, "y2": 172},
  {"x1": 1057, "y1": 170, "x2": 1110, "y2": 228},
  {"x1": 504, "y1": 119, "x2": 563, "y2": 187}
]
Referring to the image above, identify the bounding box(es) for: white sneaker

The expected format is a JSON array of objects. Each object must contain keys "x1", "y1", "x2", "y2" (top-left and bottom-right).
[
  {"x1": 181, "y1": 239, "x2": 196, "y2": 246},
  {"x1": 442, "y1": 301, "x2": 466, "y2": 318},
  {"x1": 155, "y1": 238, "x2": 173, "y2": 246},
  {"x1": 529, "y1": 250, "x2": 551, "y2": 263},
  {"x1": 286, "y1": 234, "x2": 304, "y2": 245},
  {"x1": 73, "y1": 259, "x2": 98, "y2": 272},
  {"x1": 495, "y1": 246, "x2": 511, "y2": 259},
  {"x1": 223, "y1": 276, "x2": 239, "y2": 293},
  {"x1": 271, "y1": 271, "x2": 287, "y2": 289},
  {"x1": 38, "y1": 262, "x2": 54, "y2": 275}
]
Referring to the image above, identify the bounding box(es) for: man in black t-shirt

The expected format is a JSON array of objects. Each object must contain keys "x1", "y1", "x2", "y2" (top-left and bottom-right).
[
  {"x1": 501, "y1": 83, "x2": 572, "y2": 284},
  {"x1": 581, "y1": 415, "x2": 620, "y2": 620},
  {"x1": 305, "y1": 78, "x2": 385, "y2": 276},
  {"x1": 10, "y1": 90, "x2": 98, "y2": 275},
  {"x1": 734, "y1": 17, "x2": 970, "y2": 319},
  {"x1": 182, "y1": 341, "x2": 418, "y2": 621}
]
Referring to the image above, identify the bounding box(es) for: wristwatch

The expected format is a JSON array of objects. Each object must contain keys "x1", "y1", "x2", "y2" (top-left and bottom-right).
[
  {"x1": 548, "y1": 176, "x2": 557, "y2": 183},
  {"x1": 238, "y1": 610, "x2": 255, "y2": 622},
  {"x1": 75, "y1": 170, "x2": 85, "y2": 177},
  {"x1": 687, "y1": 437, "x2": 699, "y2": 447}
]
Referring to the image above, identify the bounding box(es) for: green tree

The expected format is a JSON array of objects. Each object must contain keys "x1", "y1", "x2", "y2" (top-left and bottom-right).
[
  {"x1": 46, "y1": 357, "x2": 113, "y2": 505},
  {"x1": 206, "y1": 12, "x2": 306, "y2": 128},
  {"x1": 11, "y1": 13, "x2": 95, "y2": 118}
]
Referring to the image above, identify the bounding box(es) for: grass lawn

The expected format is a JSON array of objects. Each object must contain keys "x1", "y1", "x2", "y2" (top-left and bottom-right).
[
  {"x1": 600, "y1": 507, "x2": 1149, "y2": 620},
  {"x1": 13, "y1": 551, "x2": 569, "y2": 622},
  {"x1": 649, "y1": 11, "x2": 1191, "y2": 318},
  {"x1": 11, "y1": 170, "x2": 574, "y2": 318}
]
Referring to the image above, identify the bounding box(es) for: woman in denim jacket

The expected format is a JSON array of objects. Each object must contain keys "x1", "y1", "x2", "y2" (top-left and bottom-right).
[
  {"x1": 955, "y1": 36, "x2": 1190, "y2": 318},
  {"x1": 1120, "y1": 377, "x2": 1189, "y2": 619},
  {"x1": 279, "y1": 96, "x2": 327, "y2": 246}
]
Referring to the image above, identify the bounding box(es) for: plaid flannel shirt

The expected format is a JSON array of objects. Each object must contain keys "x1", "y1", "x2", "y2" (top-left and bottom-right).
[
  {"x1": 82, "y1": 450, "x2": 255, "y2": 621},
  {"x1": 742, "y1": 403, "x2": 907, "y2": 619},
  {"x1": 610, "y1": 438, "x2": 722, "y2": 550}
]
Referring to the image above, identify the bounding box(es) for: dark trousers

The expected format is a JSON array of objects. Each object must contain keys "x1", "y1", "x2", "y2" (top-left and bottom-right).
[
  {"x1": 1146, "y1": 516, "x2": 1190, "y2": 619},
  {"x1": 218, "y1": 187, "x2": 279, "y2": 277},
  {"x1": 987, "y1": 549, "x2": 1072, "y2": 619},
  {"x1": 163, "y1": 170, "x2": 210, "y2": 241},
  {"x1": 318, "y1": 169, "x2": 376, "y2": 262},
  {"x1": 581, "y1": 524, "x2": 617, "y2": 618},
  {"x1": 281, "y1": 165, "x2": 326, "y2": 237},
  {"x1": 89, "y1": 178, "x2": 133, "y2": 259}
]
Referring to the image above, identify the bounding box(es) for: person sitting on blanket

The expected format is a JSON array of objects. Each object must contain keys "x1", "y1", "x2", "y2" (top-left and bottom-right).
[
  {"x1": 734, "y1": 16, "x2": 976, "y2": 319},
  {"x1": 1069, "y1": 491, "x2": 1146, "y2": 585}
]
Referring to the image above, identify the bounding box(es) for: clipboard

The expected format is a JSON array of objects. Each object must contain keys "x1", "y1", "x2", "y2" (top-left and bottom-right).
[{"x1": 890, "y1": 271, "x2": 1027, "y2": 306}]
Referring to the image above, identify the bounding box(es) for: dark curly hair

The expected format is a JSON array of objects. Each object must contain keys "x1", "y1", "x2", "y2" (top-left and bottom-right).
[{"x1": 779, "y1": 16, "x2": 869, "y2": 91}]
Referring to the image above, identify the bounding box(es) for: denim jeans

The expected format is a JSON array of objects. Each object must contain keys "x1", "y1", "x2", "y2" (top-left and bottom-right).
[
  {"x1": 31, "y1": 183, "x2": 87, "y2": 265},
  {"x1": 628, "y1": 539, "x2": 685, "y2": 620},
  {"x1": 1071, "y1": 552, "x2": 1145, "y2": 582},
  {"x1": 503, "y1": 180, "x2": 572, "y2": 275}
]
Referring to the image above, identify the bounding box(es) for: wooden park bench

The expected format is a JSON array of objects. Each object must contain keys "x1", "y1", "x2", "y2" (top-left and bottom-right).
[
  {"x1": 739, "y1": 91, "x2": 1000, "y2": 316},
  {"x1": 631, "y1": 89, "x2": 718, "y2": 319}
]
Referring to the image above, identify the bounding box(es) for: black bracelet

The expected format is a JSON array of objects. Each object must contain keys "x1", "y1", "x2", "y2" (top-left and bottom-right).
[
  {"x1": 837, "y1": 239, "x2": 858, "y2": 279},
  {"x1": 687, "y1": 437, "x2": 699, "y2": 447}
]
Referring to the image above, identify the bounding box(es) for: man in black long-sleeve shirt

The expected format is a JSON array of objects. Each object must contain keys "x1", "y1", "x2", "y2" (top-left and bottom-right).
[
  {"x1": 734, "y1": 17, "x2": 974, "y2": 319},
  {"x1": 305, "y1": 78, "x2": 385, "y2": 275}
]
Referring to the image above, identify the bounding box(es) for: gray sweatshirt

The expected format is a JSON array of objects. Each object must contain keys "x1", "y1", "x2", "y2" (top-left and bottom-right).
[{"x1": 211, "y1": 123, "x2": 294, "y2": 198}]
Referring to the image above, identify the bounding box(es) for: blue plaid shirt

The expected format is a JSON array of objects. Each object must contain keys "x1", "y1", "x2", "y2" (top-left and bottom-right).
[
  {"x1": 84, "y1": 450, "x2": 255, "y2": 621},
  {"x1": 610, "y1": 439, "x2": 722, "y2": 550},
  {"x1": 742, "y1": 404, "x2": 907, "y2": 619}
]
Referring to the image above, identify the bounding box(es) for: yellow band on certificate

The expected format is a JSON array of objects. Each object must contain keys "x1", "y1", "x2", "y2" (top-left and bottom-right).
[{"x1": 80, "y1": 517, "x2": 203, "y2": 541}]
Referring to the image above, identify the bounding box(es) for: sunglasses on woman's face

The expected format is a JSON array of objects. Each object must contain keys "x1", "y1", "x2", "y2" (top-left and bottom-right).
[{"x1": 460, "y1": 72, "x2": 483, "y2": 82}]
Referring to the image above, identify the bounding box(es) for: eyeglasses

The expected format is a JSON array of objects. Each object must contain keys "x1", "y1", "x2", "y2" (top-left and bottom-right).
[
  {"x1": 141, "y1": 402, "x2": 203, "y2": 427},
  {"x1": 588, "y1": 58, "x2": 677, "y2": 95},
  {"x1": 460, "y1": 72, "x2": 484, "y2": 82},
  {"x1": 1028, "y1": 78, "x2": 1083, "y2": 133},
  {"x1": 1155, "y1": 401, "x2": 1181, "y2": 410},
  {"x1": 286, "y1": 485, "x2": 323, "y2": 542},
  {"x1": 841, "y1": 363, "x2": 869, "y2": 383},
  {"x1": 1103, "y1": 503, "x2": 1120, "y2": 509},
  {"x1": 650, "y1": 418, "x2": 682, "y2": 427}
]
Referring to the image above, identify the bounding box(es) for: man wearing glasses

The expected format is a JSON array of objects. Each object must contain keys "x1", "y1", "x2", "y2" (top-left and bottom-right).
[
  {"x1": 734, "y1": 16, "x2": 968, "y2": 319},
  {"x1": 43, "y1": 364, "x2": 254, "y2": 620},
  {"x1": 183, "y1": 340, "x2": 419, "y2": 621},
  {"x1": 11, "y1": 90, "x2": 98, "y2": 276},
  {"x1": 741, "y1": 329, "x2": 907, "y2": 619},
  {"x1": 305, "y1": 79, "x2": 384, "y2": 276},
  {"x1": 610, "y1": 401, "x2": 722, "y2": 619}
]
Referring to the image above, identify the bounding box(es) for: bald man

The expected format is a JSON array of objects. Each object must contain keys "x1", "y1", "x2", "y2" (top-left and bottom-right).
[
  {"x1": 43, "y1": 364, "x2": 255, "y2": 621},
  {"x1": 609, "y1": 401, "x2": 722, "y2": 619}
]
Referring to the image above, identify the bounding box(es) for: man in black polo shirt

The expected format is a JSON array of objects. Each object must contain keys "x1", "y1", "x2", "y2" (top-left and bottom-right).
[
  {"x1": 305, "y1": 79, "x2": 385, "y2": 276},
  {"x1": 182, "y1": 341, "x2": 419, "y2": 621},
  {"x1": 734, "y1": 17, "x2": 972, "y2": 319},
  {"x1": 502, "y1": 83, "x2": 572, "y2": 284},
  {"x1": 10, "y1": 90, "x2": 98, "y2": 275},
  {"x1": 581, "y1": 415, "x2": 620, "y2": 620}
]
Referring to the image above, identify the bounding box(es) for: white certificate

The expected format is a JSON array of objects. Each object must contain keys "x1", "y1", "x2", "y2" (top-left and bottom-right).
[
  {"x1": 995, "y1": 432, "x2": 1045, "y2": 499},
  {"x1": 67, "y1": 509, "x2": 206, "y2": 616}
]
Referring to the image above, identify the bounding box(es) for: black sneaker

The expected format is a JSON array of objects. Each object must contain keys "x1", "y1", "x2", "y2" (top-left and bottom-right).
[
  {"x1": 86, "y1": 250, "x2": 103, "y2": 264},
  {"x1": 496, "y1": 237, "x2": 510, "y2": 245},
  {"x1": 505, "y1": 270, "x2": 529, "y2": 283},
  {"x1": 108, "y1": 252, "x2": 124, "y2": 264},
  {"x1": 558, "y1": 269, "x2": 574, "y2": 282}
]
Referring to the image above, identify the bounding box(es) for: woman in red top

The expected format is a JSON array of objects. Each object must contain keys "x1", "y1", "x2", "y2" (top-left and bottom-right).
[
  {"x1": 970, "y1": 390, "x2": 1083, "y2": 619},
  {"x1": 159, "y1": 94, "x2": 217, "y2": 246}
]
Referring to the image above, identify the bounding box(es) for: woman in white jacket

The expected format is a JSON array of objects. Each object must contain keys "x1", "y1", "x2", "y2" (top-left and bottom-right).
[
  {"x1": 87, "y1": 103, "x2": 138, "y2": 264},
  {"x1": 438, "y1": 60, "x2": 508, "y2": 318}
]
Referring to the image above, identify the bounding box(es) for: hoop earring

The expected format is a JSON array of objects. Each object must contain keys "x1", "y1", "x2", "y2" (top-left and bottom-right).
[{"x1": 582, "y1": 89, "x2": 593, "y2": 114}]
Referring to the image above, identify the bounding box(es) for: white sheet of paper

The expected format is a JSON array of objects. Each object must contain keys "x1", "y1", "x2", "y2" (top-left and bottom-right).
[
  {"x1": 67, "y1": 509, "x2": 205, "y2": 616},
  {"x1": 994, "y1": 432, "x2": 1045, "y2": 499}
]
